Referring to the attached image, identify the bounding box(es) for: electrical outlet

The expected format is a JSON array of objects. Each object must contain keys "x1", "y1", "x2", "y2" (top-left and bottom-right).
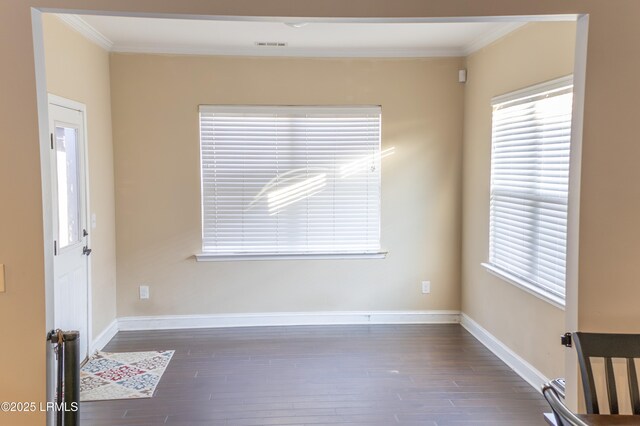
[
  {"x1": 421, "y1": 281, "x2": 431, "y2": 294},
  {"x1": 139, "y1": 285, "x2": 150, "y2": 300}
]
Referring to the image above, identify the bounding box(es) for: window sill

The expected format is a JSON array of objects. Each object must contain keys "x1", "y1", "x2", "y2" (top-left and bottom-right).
[
  {"x1": 481, "y1": 263, "x2": 565, "y2": 310},
  {"x1": 196, "y1": 252, "x2": 388, "y2": 262}
]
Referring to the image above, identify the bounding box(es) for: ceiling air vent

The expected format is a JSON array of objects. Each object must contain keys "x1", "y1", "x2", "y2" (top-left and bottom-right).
[{"x1": 255, "y1": 41, "x2": 288, "y2": 47}]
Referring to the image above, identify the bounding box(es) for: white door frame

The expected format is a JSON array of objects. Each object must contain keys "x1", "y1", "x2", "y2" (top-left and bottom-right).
[
  {"x1": 48, "y1": 93, "x2": 93, "y2": 361},
  {"x1": 563, "y1": 14, "x2": 589, "y2": 411}
]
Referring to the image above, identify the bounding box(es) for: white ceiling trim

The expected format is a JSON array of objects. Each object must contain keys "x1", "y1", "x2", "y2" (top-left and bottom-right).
[
  {"x1": 111, "y1": 45, "x2": 466, "y2": 58},
  {"x1": 55, "y1": 14, "x2": 525, "y2": 58},
  {"x1": 463, "y1": 22, "x2": 526, "y2": 55},
  {"x1": 55, "y1": 14, "x2": 113, "y2": 51}
]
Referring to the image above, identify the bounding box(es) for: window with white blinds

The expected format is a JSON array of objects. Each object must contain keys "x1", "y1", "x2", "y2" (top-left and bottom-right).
[
  {"x1": 488, "y1": 76, "x2": 573, "y2": 303},
  {"x1": 199, "y1": 105, "x2": 382, "y2": 257}
]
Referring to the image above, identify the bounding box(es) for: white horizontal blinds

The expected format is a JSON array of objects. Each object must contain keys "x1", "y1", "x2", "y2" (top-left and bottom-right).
[
  {"x1": 489, "y1": 79, "x2": 573, "y2": 299},
  {"x1": 200, "y1": 105, "x2": 381, "y2": 255}
]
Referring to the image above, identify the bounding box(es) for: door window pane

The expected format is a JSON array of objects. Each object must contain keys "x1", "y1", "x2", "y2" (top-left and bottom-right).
[{"x1": 55, "y1": 126, "x2": 81, "y2": 248}]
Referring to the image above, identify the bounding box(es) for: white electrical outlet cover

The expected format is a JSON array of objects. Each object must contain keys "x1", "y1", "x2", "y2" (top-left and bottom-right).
[{"x1": 139, "y1": 285, "x2": 150, "y2": 299}]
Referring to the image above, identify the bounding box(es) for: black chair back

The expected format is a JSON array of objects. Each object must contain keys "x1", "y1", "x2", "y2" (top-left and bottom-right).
[{"x1": 573, "y1": 332, "x2": 640, "y2": 415}]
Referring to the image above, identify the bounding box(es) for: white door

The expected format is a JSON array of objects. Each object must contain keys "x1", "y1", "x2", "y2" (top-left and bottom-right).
[{"x1": 49, "y1": 100, "x2": 90, "y2": 361}]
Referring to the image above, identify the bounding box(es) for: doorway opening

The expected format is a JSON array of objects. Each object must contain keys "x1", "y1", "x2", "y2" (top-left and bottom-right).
[{"x1": 31, "y1": 9, "x2": 588, "y2": 425}]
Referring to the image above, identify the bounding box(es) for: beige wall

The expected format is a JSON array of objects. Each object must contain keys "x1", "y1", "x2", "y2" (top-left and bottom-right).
[
  {"x1": 110, "y1": 54, "x2": 464, "y2": 317},
  {"x1": 42, "y1": 16, "x2": 118, "y2": 340},
  {"x1": 461, "y1": 22, "x2": 576, "y2": 379},
  {"x1": 0, "y1": 4, "x2": 47, "y2": 423},
  {"x1": 3, "y1": 1, "x2": 640, "y2": 424}
]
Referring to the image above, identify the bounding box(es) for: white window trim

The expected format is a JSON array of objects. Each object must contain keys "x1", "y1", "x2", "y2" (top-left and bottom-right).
[
  {"x1": 199, "y1": 105, "x2": 381, "y2": 115},
  {"x1": 482, "y1": 263, "x2": 565, "y2": 310},
  {"x1": 198, "y1": 104, "x2": 383, "y2": 258},
  {"x1": 486, "y1": 75, "x2": 573, "y2": 309},
  {"x1": 196, "y1": 251, "x2": 388, "y2": 262},
  {"x1": 491, "y1": 75, "x2": 574, "y2": 105}
]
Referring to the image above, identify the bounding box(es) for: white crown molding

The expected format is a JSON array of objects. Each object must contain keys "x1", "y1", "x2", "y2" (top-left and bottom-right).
[
  {"x1": 52, "y1": 15, "x2": 525, "y2": 58},
  {"x1": 118, "y1": 310, "x2": 461, "y2": 331},
  {"x1": 111, "y1": 45, "x2": 465, "y2": 58},
  {"x1": 89, "y1": 319, "x2": 118, "y2": 354},
  {"x1": 55, "y1": 14, "x2": 113, "y2": 51},
  {"x1": 460, "y1": 313, "x2": 549, "y2": 393},
  {"x1": 463, "y1": 22, "x2": 527, "y2": 56}
]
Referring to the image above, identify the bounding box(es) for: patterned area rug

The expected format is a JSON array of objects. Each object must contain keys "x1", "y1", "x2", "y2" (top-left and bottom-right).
[{"x1": 80, "y1": 350, "x2": 174, "y2": 401}]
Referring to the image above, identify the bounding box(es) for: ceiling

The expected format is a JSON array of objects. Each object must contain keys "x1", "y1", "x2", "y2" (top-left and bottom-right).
[{"x1": 57, "y1": 14, "x2": 526, "y2": 58}]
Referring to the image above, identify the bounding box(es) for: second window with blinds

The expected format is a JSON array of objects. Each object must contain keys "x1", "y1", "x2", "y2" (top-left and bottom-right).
[
  {"x1": 484, "y1": 76, "x2": 573, "y2": 307},
  {"x1": 198, "y1": 105, "x2": 383, "y2": 259}
]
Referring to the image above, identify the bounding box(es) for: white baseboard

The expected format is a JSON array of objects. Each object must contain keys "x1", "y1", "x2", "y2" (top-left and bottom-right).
[
  {"x1": 89, "y1": 312, "x2": 548, "y2": 396},
  {"x1": 89, "y1": 319, "x2": 118, "y2": 354},
  {"x1": 118, "y1": 310, "x2": 461, "y2": 331},
  {"x1": 460, "y1": 313, "x2": 549, "y2": 392}
]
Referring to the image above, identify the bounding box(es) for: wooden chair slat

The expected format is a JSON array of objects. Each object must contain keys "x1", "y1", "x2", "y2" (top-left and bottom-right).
[
  {"x1": 627, "y1": 358, "x2": 640, "y2": 415},
  {"x1": 604, "y1": 357, "x2": 619, "y2": 414}
]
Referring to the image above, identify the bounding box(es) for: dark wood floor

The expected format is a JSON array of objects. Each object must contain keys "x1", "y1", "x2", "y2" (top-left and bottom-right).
[{"x1": 81, "y1": 324, "x2": 549, "y2": 426}]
